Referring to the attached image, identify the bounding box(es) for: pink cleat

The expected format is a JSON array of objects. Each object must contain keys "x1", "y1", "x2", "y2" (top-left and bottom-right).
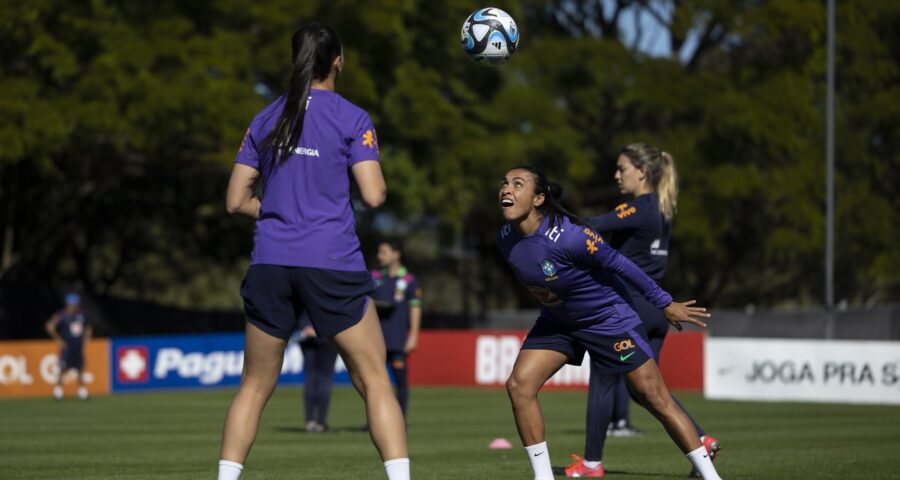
[
  {"x1": 565, "y1": 454, "x2": 604, "y2": 477},
  {"x1": 703, "y1": 435, "x2": 721, "y2": 459},
  {"x1": 689, "y1": 435, "x2": 721, "y2": 477}
]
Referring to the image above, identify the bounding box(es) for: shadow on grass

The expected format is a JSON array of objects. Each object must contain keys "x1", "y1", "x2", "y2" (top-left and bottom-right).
[
  {"x1": 274, "y1": 425, "x2": 370, "y2": 434},
  {"x1": 553, "y1": 466, "x2": 682, "y2": 478},
  {"x1": 558, "y1": 428, "x2": 650, "y2": 436}
]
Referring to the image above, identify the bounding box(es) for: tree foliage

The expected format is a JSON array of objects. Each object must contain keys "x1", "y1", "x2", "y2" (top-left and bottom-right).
[{"x1": 0, "y1": 0, "x2": 896, "y2": 314}]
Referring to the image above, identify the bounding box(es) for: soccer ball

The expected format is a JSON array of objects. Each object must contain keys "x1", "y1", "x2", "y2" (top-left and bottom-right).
[{"x1": 460, "y1": 7, "x2": 519, "y2": 65}]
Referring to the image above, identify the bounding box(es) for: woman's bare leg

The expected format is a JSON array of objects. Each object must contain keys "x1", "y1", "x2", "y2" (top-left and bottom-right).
[
  {"x1": 505, "y1": 349, "x2": 569, "y2": 446},
  {"x1": 625, "y1": 359, "x2": 701, "y2": 452},
  {"x1": 220, "y1": 322, "x2": 287, "y2": 463},
  {"x1": 331, "y1": 299, "x2": 407, "y2": 461}
]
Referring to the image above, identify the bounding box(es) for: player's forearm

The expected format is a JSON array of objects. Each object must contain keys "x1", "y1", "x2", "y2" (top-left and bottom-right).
[
  {"x1": 228, "y1": 196, "x2": 260, "y2": 219},
  {"x1": 603, "y1": 249, "x2": 672, "y2": 309},
  {"x1": 45, "y1": 324, "x2": 59, "y2": 340},
  {"x1": 586, "y1": 210, "x2": 638, "y2": 232},
  {"x1": 409, "y1": 306, "x2": 422, "y2": 336}
]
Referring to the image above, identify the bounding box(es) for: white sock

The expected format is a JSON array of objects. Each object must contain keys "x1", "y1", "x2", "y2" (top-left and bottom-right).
[
  {"x1": 53, "y1": 385, "x2": 63, "y2": 400},
  {"x1": 78, "y1": 386, "x2": 89, "y2": 400},
  {"x1": 687, "y1": 446, "x2": 721, "y2": 480},
  {"x1": 583, "y1": 460, "x2": 602, "y2": 469},
  {"x1": 383, "y1": 458, "x2": 410, "y2": 480},
  {"x1": 524, "y1": 441, "x2": 554, "y2": 480},
  {"x1": 218, "y1": 460, "x2": 243, "y2": 480}
]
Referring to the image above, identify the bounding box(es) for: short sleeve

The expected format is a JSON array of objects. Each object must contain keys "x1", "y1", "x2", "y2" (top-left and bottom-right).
[
  {"x1": 234, "y1": 126, "x2": 260, "y2": 169},
  {"x1": 348, "y1": 112, "x2": 379, "y2": 166},
  {"x1": 406, "y1": 276, "x2": 422, "y2": 306}
]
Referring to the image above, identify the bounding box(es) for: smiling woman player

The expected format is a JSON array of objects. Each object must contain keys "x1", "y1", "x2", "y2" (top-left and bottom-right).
[{"x1": 496, "y1": 166, "x2": 722, "y2": 480}]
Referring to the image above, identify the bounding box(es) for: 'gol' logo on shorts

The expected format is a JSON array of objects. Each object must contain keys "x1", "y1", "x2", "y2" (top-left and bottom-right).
[{"x1": 613, "y1": 339, "x2": 635, "y2": 352}]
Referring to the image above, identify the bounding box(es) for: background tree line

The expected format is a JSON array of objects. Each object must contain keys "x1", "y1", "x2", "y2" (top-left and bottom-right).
[{"x1": 0, "y1": 0, "x2": 896, "y2": 330}]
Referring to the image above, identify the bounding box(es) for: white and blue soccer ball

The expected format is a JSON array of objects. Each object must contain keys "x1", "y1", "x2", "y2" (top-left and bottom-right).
[{"x1": 460, "y1": 7, "x2": 519, "y2": 65}]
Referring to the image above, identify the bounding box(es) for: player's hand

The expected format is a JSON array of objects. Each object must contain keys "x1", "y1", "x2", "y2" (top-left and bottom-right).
[
  {"x1": 663, "y1": 300, "x2": 710, "y2": 331},
  {"x1": 404, "y1": 336, "x2": 418, "y2": 354}
]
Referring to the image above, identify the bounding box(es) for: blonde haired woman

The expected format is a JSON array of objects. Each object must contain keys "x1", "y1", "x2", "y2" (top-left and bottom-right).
[{"x1": 566, "y1": 144, "x2": 721, "y2": 478}]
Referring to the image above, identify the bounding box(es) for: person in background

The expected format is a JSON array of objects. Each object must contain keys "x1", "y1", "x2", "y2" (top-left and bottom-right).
[
  {"x1": 221, "y1": 22, "x2": 408, "y2": 480},
  {"x1": 45, "y1": 292, "x2": 92, "y2": 401},
  {"x1": 372, "y1": 240, "x2": 422, "y2": 420},
  {"x1": 298, "y1": 313, "x2": 338, "y2": 433},
  {"x1": 566, "y1": 144, "x2": 720, "y2": 478}
]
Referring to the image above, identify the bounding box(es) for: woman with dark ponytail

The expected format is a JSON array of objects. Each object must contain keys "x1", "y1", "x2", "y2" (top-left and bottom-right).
[
  {"x1": 565, "y1": 144, "x2": 720, "y2": 478},
  {"x1": 496, "y1": 166, "x2": 722, "y2": 480},
  {"x1": 222, "y1": 22, "x2": 408, "y2": 480}
]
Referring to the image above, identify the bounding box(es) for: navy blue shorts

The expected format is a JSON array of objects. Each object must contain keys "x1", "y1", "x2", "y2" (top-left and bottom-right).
[
  {"x1": 60, "y1": 346, "x2": 84, "y2": 371},
  {"x1": 521, "y1": 319, "x2": 655, "y2": 374},
  {"x1": 240, "y1": 265, "x2": 373, "y2": 340}
]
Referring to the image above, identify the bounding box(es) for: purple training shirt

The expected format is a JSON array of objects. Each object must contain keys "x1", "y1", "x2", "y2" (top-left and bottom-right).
[
  {"x1": 235, "y1": 89, "x2": 379, "y2": 271},
  {"x1": 497, "y1": 215, "x2": 673, "y2": 335}
]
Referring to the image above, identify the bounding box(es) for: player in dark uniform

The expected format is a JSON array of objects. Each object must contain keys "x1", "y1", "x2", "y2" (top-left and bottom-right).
[
  {"x1": 297, "y1": 314, "x2": 338, "y2": 433},
  {"x1": 566, "y1": 144, "x2": 720, "y2": 477},
  {"x1": 221, "y1": 22, "x2": 408, "y2": 480},
  {"x1": 497, "y1": 166, "x2": 721, "y2": 480},
  {"x1": 372, "y1": 240, "x2": 422, "y2": 419},
  {"x1": 45, "y1": 293, "x2": 91, "y2": 401}
]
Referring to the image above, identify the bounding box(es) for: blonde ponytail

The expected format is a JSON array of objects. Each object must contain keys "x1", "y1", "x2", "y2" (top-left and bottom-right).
[
  {"x1": 620, "y1": 143, "x2": 679, "y2": 221},
  {"x1": 657, "y1": 151, "x2": 678, "y2": 221}
]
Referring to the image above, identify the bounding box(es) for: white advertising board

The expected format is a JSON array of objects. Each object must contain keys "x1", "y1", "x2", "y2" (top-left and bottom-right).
[{"x1": 705, "y1": 338, "x2": 900, "y2": 405}]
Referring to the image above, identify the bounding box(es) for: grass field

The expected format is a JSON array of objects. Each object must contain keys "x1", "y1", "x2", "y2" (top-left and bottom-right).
[{"x1": 2, "y1": 386, "x2": 899, "y2": 479}]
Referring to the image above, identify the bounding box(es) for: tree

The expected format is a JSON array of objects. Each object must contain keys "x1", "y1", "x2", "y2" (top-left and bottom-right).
[{"x1": 0, "y1": 0, "x2": 895, "y2": 325}]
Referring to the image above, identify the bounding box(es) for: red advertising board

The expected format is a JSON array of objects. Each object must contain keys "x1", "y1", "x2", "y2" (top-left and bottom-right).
[
  {"x1": 657, "y1": 331, "x2": 704, "y2": 390},
  {"x1": 409, "y1": 330, "x2": 704, "y2": 391}
]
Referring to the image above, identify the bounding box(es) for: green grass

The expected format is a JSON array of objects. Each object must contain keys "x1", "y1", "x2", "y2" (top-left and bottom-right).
[{"x1": 2, "y1": 387, "x2": 899, "y2": 479}]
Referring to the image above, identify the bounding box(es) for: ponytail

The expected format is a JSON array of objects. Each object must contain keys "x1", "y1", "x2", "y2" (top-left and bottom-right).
[
  {"x1": 657, "y1": 151, "x2": 678, "y2": 221},
  {"x1": 620, "y1": 143, "x2": 679, "y2": 221},
  {"x1": 265, "y1": 23, "x2": 343, "y2": 165}
]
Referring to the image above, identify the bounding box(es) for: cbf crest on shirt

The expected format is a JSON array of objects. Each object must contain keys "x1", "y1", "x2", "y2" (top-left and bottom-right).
[
  {"x1": 541, "y1": 259, "x2": 557, "y2": 278},
  {"x1": 496, "y1": 216, "x2": 672, "y2": 335}
]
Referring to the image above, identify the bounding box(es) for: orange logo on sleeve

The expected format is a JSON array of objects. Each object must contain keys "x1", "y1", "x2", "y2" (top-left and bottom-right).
[
  {"x1": 615, "y1": 203, "x2": 637, "y2": 219},
  {"x1": 362, "y1": 129, "x2": 378, "y2": 152},
  {"x1": 582, "y1": 228, "x2": 605, "y2": 255}
]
